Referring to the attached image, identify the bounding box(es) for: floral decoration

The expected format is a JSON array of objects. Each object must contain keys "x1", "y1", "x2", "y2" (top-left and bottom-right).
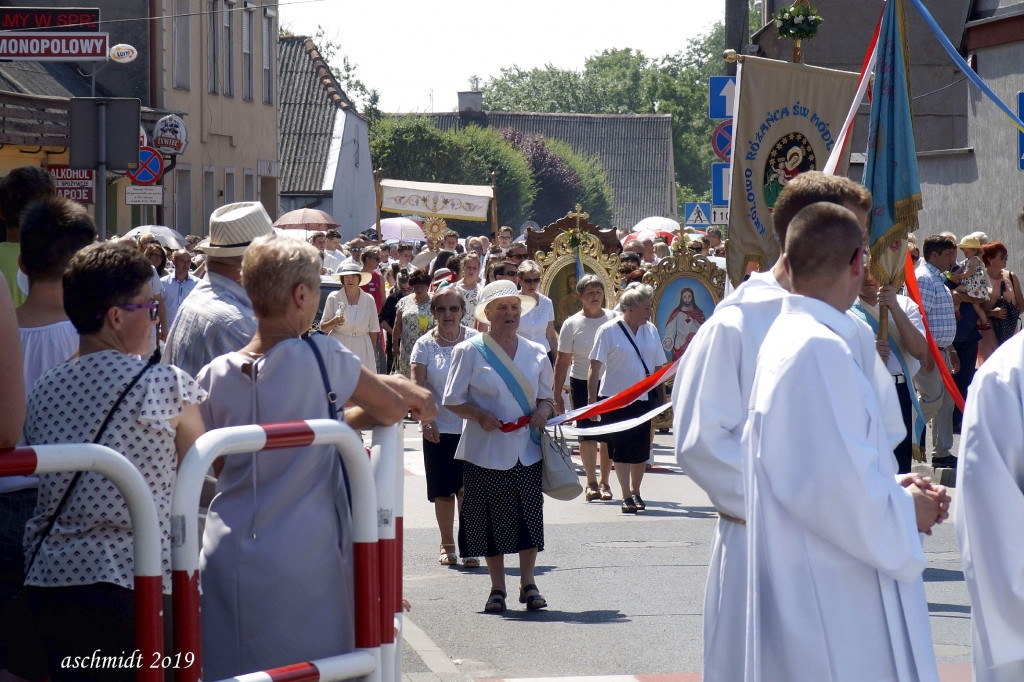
[{"x1": 773, "y1": 2, "x2": 823, "y2": 41}]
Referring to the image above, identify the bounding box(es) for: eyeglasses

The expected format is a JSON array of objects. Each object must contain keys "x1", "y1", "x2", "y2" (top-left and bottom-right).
[
  {"x1": 99, "y1": 299, "x2": 159, "y2": 321},
  {"x1": 520, "y1": 277, "x2": 540, "y2": 284},
  {"x1": 433, "y1": 305, "x2": 462, "y2": 314},
  {"x1": 498, "y1": 271, "x2": 518, "y2": 277},
  {"x1": 849, "y1": 246, "x2": 867, "y2": 266}
]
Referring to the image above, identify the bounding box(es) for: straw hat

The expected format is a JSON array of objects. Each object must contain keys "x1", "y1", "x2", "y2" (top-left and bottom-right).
[
  {"x1": 197, "y1": 202, "x2": 274, "y2": 257},
  {"x1": 334, "y1": 262, "x2": 372, "y2": 286},
  {"x1": 958, "y1": 236, "x2": 983, "y2": 250},
  {"x1": 474, "y1": 280, "x2": 536, "y2": 323}
]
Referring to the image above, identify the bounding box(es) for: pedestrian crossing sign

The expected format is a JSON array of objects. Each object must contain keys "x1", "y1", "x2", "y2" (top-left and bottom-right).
[{"x1": 684, "y1": 202, "x2": 712, "y2": 228}]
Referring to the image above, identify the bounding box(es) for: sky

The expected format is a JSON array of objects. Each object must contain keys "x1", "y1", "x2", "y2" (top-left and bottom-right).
[{"x1": 279, "y1": 0, "x2": 727, "y2": 113}]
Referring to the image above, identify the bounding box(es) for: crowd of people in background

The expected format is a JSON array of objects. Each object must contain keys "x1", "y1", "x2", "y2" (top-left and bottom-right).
[{"x1": 1, "y1": 157, "x2": 1023, "y2": 681}]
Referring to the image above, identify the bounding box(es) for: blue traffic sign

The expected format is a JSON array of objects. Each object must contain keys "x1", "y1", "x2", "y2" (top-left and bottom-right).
[
  {"x1": 712, "y1": 120, "x2": 732, "y2": 162},
  {"x1": 709, "y1": 76, "x2": 736, "y2": 119},
  {"x1": 1018, "y1": 93, "x2": 1024, "y2": 172},
  {"x1": 712, "y1": 163, "x2": 730, "y2": 207},
  {"x1": 127, "y1": 146, "x2": 164, "y2": 186},
  {"x1": 684, "y1": 202, "x2": 712, "y2": 228}
]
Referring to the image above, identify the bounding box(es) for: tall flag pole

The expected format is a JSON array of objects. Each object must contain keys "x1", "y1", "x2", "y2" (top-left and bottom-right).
[{"x1": 861, "y1": 0, "x2": 921, "y2": 338}]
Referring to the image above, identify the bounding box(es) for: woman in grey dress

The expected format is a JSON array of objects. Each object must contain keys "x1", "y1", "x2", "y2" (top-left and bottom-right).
[{"x1": 197, "y1": 235, "x2": 435, "y2": 679}]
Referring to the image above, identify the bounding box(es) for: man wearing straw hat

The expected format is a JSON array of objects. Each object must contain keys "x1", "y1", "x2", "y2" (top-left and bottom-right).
[{"x1": 164, "y1": 202, "x2": 274, "y2": 377}]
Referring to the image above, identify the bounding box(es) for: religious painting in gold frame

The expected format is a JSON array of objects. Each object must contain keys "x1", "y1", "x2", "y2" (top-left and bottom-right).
[
  {"x1": 536, "y1": 231, "x2": 621, "y2": 332},
  {"x1": 643, "y1": 251, "x2": 727, "y2": 429}
]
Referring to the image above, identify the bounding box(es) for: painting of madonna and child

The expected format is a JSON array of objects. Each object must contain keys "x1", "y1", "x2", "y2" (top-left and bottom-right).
[{"x1": 654, "y1": 278, "x2": 717, "y2": 362}]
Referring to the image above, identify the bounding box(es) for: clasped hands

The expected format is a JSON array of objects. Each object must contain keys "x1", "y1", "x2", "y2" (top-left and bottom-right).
[{"x1": 901, "y1": 473, "x2": 950, "y2": 535}]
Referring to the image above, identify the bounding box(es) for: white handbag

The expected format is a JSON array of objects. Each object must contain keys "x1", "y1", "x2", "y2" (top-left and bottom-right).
[{"x1": 540, "y1": 426, "x2": 583, "y2": 500}]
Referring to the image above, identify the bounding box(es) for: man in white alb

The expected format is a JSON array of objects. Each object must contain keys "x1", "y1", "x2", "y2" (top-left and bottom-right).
[
  {"x1": 955, "y1": 331, "x2": 1024, "y2": 682},
  {"x1": 742, "y1": 202, "x2": 942, "y2": 682}
]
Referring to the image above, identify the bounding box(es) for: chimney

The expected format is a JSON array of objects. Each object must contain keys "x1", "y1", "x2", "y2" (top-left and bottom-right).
[{"x1": 458, "y1": 91, "x2": 483, "y2": 113}]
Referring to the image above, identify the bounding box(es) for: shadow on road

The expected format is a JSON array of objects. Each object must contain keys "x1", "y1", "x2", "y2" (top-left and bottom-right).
[
  {"x1": 928, "y1": 602, "x2": 971, "y2": 615},
  {"x1": 490, "y1": 608, "x2": 629, "y2": 624},
  {"x1": 631, "y1": 503, "x2": 718, "y2": 519},
  {"x1": 924, "y1": 567, "x2": 965, "y2": 582}
]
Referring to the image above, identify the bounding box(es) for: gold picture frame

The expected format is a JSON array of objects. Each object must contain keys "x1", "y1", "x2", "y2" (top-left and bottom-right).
[
  {"x1": 536, "y1": 231, "x2": 621, "y2": 331},
  {"x1": 643, "y1": 252, "x2": 727, "y2": 430}
]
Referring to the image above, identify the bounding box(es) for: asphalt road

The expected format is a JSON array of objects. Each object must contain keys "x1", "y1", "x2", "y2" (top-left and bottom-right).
[{"x1": 395, "y1": 422, "x2": 972, "y2": 682}]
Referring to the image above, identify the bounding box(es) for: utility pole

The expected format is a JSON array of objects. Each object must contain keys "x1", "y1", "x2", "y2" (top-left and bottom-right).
[{"x1": 725, "y1": 0, "x2": 750, "y2": 76}]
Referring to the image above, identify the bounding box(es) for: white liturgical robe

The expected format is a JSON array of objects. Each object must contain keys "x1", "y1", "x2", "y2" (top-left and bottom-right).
[
  {"x1": 955, "y1": 332, "x2": 1024, "y2": 682},
  {"x1": 743, "y1": 295, "x2": 938, "y2": 682},
  {"x1": 671, "y1": 269, "x2": 787, "y2": 682}
]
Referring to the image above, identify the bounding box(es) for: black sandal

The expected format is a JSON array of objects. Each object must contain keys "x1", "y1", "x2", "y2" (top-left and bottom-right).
[
  {"x1": 484, "y1": 589, "x2": 506, "y2": 613},
  {"x1": 519, "y1": 583, "x2": 547, "y2": 611},
  {"x1": 632, "y1": 493, "x2": 646, "y2": 511},
  {"x1": 621, "y1": 496, "x2": 637, "y2": 513}
]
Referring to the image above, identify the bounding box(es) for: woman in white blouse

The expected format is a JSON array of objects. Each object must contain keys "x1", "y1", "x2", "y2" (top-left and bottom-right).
[
  {"x1": 443, "y1": 281, "x2": 555, "y2": 613},
  {"x1": 411, "y1": 288, "x2": 480, "y2": 568},
  {"x1": 321, "y1": 262, "x2": 381, "y2": 372},
  {"x1": 453, "y1": 252, "x2": 483, "y2": 329},
  {"x1": 588, "y1": 283, "x2": 667, "y2": 513},
  {"x1": 516, "y1": 259, "x2": 558, "y2": 359}
]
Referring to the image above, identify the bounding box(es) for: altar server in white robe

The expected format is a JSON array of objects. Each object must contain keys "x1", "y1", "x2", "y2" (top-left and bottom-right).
[
  {"x1": 673, "y1": 172, "x2": 876, "y2": 682},
  {"x1": 743, "y1": 202, "x2": 943, "y2": 682},
  {"x1": 955, "y1": 331, "x2": 1024, "y2": 682}
]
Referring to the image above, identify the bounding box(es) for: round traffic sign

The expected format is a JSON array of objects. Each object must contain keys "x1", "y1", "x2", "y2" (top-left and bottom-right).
[
  {"x1": 712, "y1": 120, "x2": 732, "y2": 162},
  {"x1": 127, "y1": 146, "x2": 164, "y2": 186}
]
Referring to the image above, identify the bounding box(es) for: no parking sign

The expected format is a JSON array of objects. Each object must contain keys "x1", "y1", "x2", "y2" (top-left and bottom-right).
[{"x1": 127, "y1": 146, "x2": 163, "y2": 185}]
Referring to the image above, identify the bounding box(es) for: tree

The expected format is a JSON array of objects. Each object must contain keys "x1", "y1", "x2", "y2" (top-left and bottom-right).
[
  {"x1": 480, "y1": 29, "x2": 727, "y2": 205},
  {"x1": 453, "y1": 125, "x2": 536, "y2": 230}
]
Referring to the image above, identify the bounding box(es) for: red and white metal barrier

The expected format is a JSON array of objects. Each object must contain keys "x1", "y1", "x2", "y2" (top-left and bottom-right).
[
  {"x1": 369, "y1": 425, "x2": 403, "y2": 682},
  {"x1": 0, "y1": 444, "x2": 164, "y2": 682},
  {"x1": 169, "y1": 420, "x2": 381, "y2": 682}
]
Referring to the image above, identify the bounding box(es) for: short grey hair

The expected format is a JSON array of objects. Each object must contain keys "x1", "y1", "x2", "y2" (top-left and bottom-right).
[
  {"x1": 618, "y1": 282, "x2": 653, "y2": 311},
  {"x1": 430, "y1": 286, "x2": 466, "y2": 312},
  {"x1": 517, "y1": 258, "x2": 541, "y2": 277},
  {"x1": 707, "y1": 226, "x2": 723, "y2": 239},
  {"x1": 575, "y1": 274, "x2": 604, "y2": 295}
]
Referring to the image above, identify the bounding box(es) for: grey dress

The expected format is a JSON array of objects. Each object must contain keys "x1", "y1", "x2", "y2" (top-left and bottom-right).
[{"x1": 196, "y1": 334, "x2": 362, "y2": 679}]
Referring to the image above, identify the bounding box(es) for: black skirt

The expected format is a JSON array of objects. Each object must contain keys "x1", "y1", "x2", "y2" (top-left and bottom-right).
[
  {"x1": 422, "y1": 432, "x2": 464, "y2": 501},
  {"x1": 601, "y1": 397, "x2": 652, "y2": 464},
  {"x1": 458, "y1": 460, "x2": 544, "y2": 558},
  {"x1": 569, "y1": 377, "x2": 611, "y2": 443}
]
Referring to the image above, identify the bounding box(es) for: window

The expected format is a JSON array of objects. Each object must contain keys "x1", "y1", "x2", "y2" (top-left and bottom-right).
[
  {"x1": 203, "y1": 166, "x2": 216, "y2": 227},
  {"x1": 207, "y1": 0, "x2": 219, "y2": 94},
  {"x1": 224, "y1": 168, "x2": 236, "y2": 204},
  {"x1": 174, "y1": 167, "x2": 192, "y2": 235},
  {"x1": 262, "y1": 6, "x2": 275, "y2": 104},
  {"x1": 173, "y1": 0, "x2": 190, "y2": 89},
  {"x1": 243, "y1": 169, "x2": 255, "y2": 201},
  {"x1": 242, "y1": 4, "x2": 253, "y2": 100},
  {"x1": 222, "y1": 0, "x2": 235, "y2": 96}
]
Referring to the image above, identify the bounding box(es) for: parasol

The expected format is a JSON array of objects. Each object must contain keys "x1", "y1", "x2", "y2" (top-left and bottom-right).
[
  {"x1": 378, "y1": 217, "x2": 425, "y2": 241},
  {"x1": 123, "y1": 225, "x2": 186, "y2": 249},
  {"x1": 273, "y1": 208, "x2": 340, "y2": 230},
  {"x1": 631, "y1": 216, "x2": 681, "y2": 233}
]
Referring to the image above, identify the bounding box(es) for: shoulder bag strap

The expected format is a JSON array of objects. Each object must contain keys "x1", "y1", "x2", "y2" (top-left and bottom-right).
[
  {"x1": 617, "y1": 320, "x2": 650, "y2": 376},
  {"x1": 304, "y1": 336, "x2": 339, "y2": 420},
  {"x1": 25, "y1": 352, "x2": 159, "y2": 575}
]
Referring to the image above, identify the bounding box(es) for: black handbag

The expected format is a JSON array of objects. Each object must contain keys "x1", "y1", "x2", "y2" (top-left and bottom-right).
[{"x1": 991, "y1": 273, "x2": 1021, "y2": 345}]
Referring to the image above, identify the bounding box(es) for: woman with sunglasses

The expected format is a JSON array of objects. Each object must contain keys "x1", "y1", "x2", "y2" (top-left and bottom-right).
[
  {"x1": 20, "y1": 242, "x2": 206, "y2": 675},
  {"x1": 516, "y1": 260, "x2": 557, "y2": 362},
  {"x1": 410, "y1": 288, "x2": 480, "y2": 568}
]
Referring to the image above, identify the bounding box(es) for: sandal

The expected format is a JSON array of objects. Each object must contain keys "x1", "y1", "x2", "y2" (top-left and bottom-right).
[
  {"x1": 632, "y1": 493, "x2": 646, "y2": 511},
  {"x1": 519, "y1": 583, "x2": 547, "y2": 611},
  {"x1": 599, "y1": 484, "x2": 613, "y2": 501},
  {"x1": 484, "y1": 589, "x2": 507, "y2": 613},
  {"x1": 585, "y1": 482, "x2": 601, "y2": 502},
  {"x1": 438, "y1": 544, "x2": 458, "y2": 566},
  {"x1": 621, "y1": 496, "x2": 637, "y2": 514},
  {"x1": 462, "y1": 556, "x2": 481, "y2": 568}
]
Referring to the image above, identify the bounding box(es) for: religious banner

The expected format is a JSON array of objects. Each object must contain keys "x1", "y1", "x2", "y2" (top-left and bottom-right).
[
  {"x1": 378, "y1": 178, "x2": 493, "y2": 221},
  {"x1": 726, "y1": 56, "x2": 859, "y2": 285}
]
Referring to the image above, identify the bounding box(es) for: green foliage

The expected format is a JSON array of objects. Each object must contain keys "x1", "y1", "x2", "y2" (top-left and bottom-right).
[
  {"x1": 480, "y1": 28, "x2": 727, "y2": 203},
  {"x1": 453, "y1": 125, "x2": 536, "y2": 229},
  {"x1": 546, "y1": 138, "x2": 614, "y2": 228}
]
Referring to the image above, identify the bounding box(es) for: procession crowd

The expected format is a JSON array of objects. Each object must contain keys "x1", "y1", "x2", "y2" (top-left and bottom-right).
[{"x1": 0, "y1": 160, "x2": 1023, "y2": 682}]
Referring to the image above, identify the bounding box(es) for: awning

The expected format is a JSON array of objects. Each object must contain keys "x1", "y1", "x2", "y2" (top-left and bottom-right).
[{"x1": 379, "y1": 178, "x2": 493, "y2": 221}]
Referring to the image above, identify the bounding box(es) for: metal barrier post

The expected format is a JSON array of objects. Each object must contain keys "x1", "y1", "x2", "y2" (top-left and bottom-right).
[
  {"x1": 370, "y1": 424, "x2": 399, "y2": 682},
  {"x1": 170, "y1": 420, "x2": 381, "y2": 682},
  {"x1": 391, "y1": 428, "x2": 404, "y2": 682},
  {"x1": 0, "y1": 444, "x2": 164, "y2": 682}
]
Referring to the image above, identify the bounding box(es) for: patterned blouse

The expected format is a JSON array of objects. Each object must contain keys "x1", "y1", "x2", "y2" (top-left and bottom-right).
[{"x1": 22, "y1": 350, "x2": 206, "y2": 594}]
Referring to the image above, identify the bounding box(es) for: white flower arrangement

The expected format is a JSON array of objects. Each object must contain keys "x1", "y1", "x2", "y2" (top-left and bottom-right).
[{"x1": 773, "y1": 2, "x2": 823, "y2": 41}]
